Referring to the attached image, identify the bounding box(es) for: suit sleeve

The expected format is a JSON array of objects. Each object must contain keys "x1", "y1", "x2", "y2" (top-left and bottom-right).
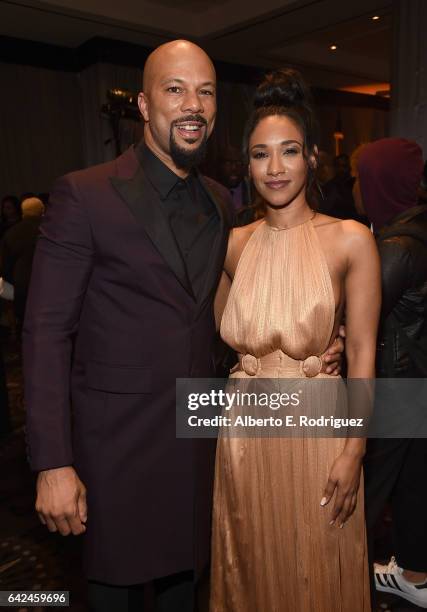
[{"x1": 23, "y1": 174, "x2": 94, "y2": 471}]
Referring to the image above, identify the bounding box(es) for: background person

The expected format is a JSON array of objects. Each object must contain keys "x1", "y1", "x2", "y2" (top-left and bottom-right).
[
  {"x1": 357, "y1": 138, "x2": 427, "y2": 610},
  {"x1": 0, "y1": 276, "x2": 14, "y2": 439},
  {"x1": 0, "y1": 197, "x2": 44, "y2": 333},
  {"x1": 218, "y1": 146, "x2": 251, "y2": 212},
  {"x1": 0, "y1": 195, "x2": 21, "y2": 239}
]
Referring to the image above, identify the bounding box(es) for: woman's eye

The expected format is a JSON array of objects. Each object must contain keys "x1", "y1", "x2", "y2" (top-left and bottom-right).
[
  {"x1": 252, "y1": 151, "x2": 267, "y2": 159},
  {"x1": 284, "y1": 148, "x2": 299, "y2": 155}
]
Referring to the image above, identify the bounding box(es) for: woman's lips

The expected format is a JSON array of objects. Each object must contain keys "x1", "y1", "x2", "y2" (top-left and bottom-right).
[{"x1": 264, "y1": 180, "x2": 291, "y2": 190}]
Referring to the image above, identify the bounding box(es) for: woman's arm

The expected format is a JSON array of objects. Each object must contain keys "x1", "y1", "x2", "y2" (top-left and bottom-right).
[
  {"x1": 344, "y1": 223, "x2": 381, "y2": 379},
  {"x1": 213, "y1": 228, "x2": 238, "y2": 331},
  {"x1": 214, "y1": 271, "x2": 231, "y2": 331},
  {"x1": 322, "y1": 222, "x2": 381, "y2": 526},
  {"x1": 213, "y1": 226, "x2": 255, "y2": 330}
]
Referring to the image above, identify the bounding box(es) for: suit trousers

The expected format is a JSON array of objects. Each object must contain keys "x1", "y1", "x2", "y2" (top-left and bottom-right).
[
  {"x1": 364, "y1": 438, "x2": 427, "y2": 571},
  {"x1": 88, "y1": 571, "x2": 194, "y2": 612}
]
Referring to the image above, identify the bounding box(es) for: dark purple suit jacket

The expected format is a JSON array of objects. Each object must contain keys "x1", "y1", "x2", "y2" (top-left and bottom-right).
[{"x1": 23, "y1": 145, "x2": 232, "y2": 585}]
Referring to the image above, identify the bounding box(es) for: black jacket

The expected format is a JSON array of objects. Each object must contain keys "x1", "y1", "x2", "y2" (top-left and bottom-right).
[{"x1": 376, "y1": 205, "x2": 427, "y2": 376}]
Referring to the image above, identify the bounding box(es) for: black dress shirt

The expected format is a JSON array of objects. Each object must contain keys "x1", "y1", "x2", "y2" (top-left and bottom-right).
[{"x1": 137, "y1": 143, "x2": 219, "y2": 299}]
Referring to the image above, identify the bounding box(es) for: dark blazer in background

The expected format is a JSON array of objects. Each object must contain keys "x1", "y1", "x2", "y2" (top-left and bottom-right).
[{"x1": 23, "y1": 144, "x2": 232, "y2": 585}]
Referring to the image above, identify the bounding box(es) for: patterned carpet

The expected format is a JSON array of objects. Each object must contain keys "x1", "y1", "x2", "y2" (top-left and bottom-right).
[{"x1": 0, "y1": 323, "x2": 422, "y2": 611}]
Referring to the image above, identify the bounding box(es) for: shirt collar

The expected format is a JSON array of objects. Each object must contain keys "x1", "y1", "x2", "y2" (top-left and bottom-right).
[{"x1": 136, "y1": 141, "x2": 195, "y2": 200}]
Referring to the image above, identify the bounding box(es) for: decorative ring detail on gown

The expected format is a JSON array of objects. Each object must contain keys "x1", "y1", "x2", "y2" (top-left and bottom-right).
[
  {"x1": 241, "y1": 354, "x2": 260, "y2": 376},
  {"x1": 301, "y1": 354, "x2": 323, "y2": 377}
]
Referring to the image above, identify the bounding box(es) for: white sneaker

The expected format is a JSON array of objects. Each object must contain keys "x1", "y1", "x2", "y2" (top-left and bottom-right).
[{"x1": 374, "y1": 556, "x2": 427, "y2": 609}]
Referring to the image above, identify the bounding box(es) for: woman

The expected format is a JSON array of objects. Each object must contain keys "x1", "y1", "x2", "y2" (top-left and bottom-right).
[
  {"x1": 210, "y1": 70, "x2": 380, "y2": 611},
  {"x1": 357, "y1": 138, "x2": 427, "y2": 609}
]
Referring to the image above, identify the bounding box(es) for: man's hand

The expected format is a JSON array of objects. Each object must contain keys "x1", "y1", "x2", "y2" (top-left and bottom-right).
[
  {"x1": 321, "y1": 325, "x2": 345, "y2": 375},
  {"x1": 36, "y1": 466, "x2": 87, "y2": 536}
]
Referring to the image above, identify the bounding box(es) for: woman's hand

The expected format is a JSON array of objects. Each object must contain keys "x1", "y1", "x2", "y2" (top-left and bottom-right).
[{"x1": 320, "y1": 451, "x2": 363, "y2": 527}]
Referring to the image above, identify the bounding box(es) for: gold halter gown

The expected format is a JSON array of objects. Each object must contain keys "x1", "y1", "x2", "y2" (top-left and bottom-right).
[{"x1": 210, "y1": 219, "x2": 370, "y2": 612}]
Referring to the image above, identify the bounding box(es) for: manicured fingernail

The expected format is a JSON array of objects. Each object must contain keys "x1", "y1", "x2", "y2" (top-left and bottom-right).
[
  {"x1": 320, "y1": 497, "x2": 327, "y2": 506},
  {"x1": 339, "y1": 523, "x2": 344, "y2": 529},
  {"x1": 329, "y1": 520, "x2": 335, "y2": 525}
]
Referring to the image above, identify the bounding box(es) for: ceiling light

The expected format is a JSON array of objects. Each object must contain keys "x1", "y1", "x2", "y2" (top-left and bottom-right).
[
  {"x1": 330, "y1": 44, "x2": 337, "y2": 51},
  {"x1": 372, "y1": 15, "x2": 380, "y2": 20}
]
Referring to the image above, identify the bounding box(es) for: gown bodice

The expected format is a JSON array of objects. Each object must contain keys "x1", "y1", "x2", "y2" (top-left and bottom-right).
[{"x1": 220, "y1": 219, "x2": 335, "y2": 361}]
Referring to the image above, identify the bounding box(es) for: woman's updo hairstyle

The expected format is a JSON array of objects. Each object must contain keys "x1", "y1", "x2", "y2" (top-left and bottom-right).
[{"x1": 245, "y1": 68, "x2": 319, "y2": 210}]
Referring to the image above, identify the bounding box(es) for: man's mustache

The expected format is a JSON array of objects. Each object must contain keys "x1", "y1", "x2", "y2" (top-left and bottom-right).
[{"x1": 171, "y1": 115, "x2": 207, "y2": 128}]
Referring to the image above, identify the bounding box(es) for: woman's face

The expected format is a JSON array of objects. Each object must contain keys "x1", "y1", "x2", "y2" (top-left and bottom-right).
[{"x1": 249, "y1": 114, "x2": 312, "y2": 208}]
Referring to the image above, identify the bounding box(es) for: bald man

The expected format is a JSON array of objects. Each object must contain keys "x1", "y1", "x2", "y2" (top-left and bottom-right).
[{"x1": 23, "y1": 40, "x2": 233, "y2": 611}]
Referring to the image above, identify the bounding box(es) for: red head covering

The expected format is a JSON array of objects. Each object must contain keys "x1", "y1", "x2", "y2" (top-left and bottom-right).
[{"x1": 357, "y1": 138, "x2": 423, "y2": 231}]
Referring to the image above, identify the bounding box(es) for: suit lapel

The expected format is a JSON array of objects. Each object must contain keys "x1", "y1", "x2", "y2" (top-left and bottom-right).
[
  {"x1": 197, "y1": 176, "x2": 228, "y2": 307},
  {"x1": 110, "y1": 161, "x2": 194, "y2": 298}
]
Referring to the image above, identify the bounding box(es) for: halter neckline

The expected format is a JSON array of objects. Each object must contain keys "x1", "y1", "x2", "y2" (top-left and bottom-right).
[{"x1": 265, "y1": 211, "x2": 316, "y2": 231}]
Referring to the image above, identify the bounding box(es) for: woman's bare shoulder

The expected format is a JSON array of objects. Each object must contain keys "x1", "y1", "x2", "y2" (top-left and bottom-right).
[
  {"x1": 338, "y1": 219, "x2": 375, "y2": 244},
  {"x1": 226, "y1": 220, "x2": 264, "y2": 276},
  {"x1": 312, "y1": 212, "x2": 342, "y2": 227},
  {"x1": 229, "y1": 219, "x2": 263, "y2": 251},
  {"x1": 314, "y1": 214, "x2": 373, "y2": 241}
]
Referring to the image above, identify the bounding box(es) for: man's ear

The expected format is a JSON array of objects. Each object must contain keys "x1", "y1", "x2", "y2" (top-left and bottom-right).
[{"x1": 138, "y1": 92, "x2": 149, "y2": 122}]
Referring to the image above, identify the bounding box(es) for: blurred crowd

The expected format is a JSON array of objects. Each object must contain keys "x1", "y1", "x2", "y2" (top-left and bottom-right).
[
  {"x1": 218, "y1": 145, "x2": 427, "y2": 228},
  {"x1": 0, "y1": 192, "x2": 46, "y2": 438}
]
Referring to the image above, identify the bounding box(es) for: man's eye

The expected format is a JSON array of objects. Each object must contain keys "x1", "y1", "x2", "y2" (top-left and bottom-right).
[
  {"x1": 200, "y1": 89, "x2": 214, "y2": 96},
  {"x1": 167, "y1": 86, "x2": 182, "y2": 93}
]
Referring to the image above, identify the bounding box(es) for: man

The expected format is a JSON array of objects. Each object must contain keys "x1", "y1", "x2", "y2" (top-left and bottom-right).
[
  {"x1": 24, "y1": 40, "x2": 342, "y2": 612},
  {"x1": 334, "y1": 153, "x2": 352, "y2": 181},
  {"x1": 0, "y1": 197, "x2": 44, "y2": 331},
  {"x1": 317, "y1": 151, "x2": 359, "y2": 221},
  {"x1": 218, "y1": 147, "x2": 250, "y2": 212},
  {"x1": 356, "y1": 139, "x2": 427, "y2": 609}
]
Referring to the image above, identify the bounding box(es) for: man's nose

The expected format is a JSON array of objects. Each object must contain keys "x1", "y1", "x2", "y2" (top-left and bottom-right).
[{"x1": 181, "y1": 90, "x2": 203, "y2": 114}]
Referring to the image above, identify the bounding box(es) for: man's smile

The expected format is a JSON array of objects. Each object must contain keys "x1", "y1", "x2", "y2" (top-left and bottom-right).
[{"x1": 174, "y1": 121, "x2": 205, "y2": 140}]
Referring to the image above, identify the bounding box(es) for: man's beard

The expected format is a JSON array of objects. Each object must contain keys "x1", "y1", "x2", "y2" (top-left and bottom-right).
[{"x1": 169, "y1": 115, "x2": 208, "y2": 171}]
